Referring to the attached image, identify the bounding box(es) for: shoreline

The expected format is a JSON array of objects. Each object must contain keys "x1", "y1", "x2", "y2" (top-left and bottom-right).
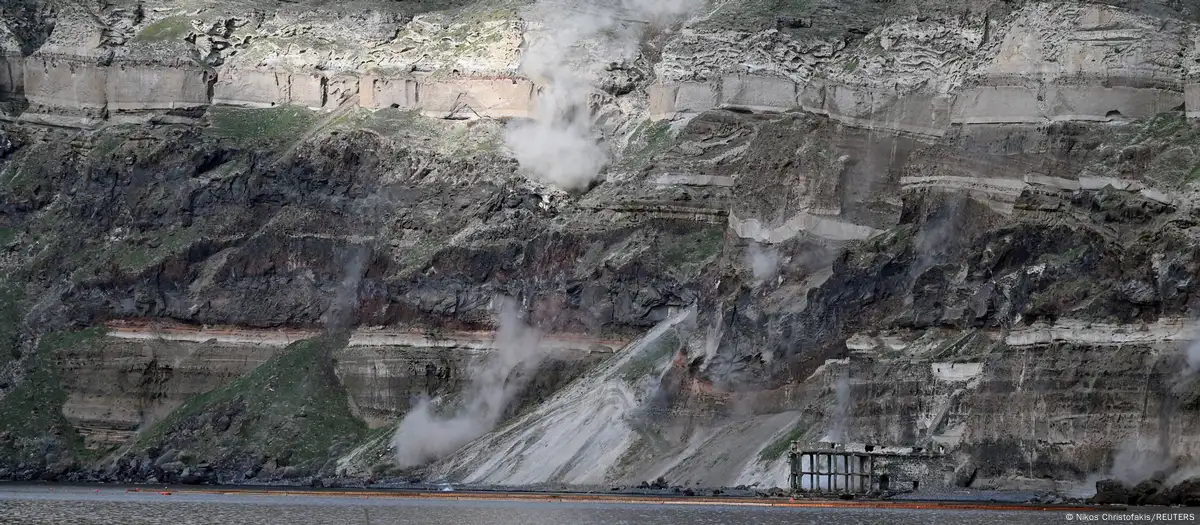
[{"x1": 0, "y1": 483, "x2": 1118, "y2": 512}]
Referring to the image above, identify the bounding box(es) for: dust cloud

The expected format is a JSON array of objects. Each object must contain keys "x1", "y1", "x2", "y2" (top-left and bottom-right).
[
  {"x1": 1182, "y1": 336, "x2": 1200, "y2": 379},
  {"x1": 700, "y1": 308, "x2": 723, "y2": 372},
  {"x1": 322, "y1": 245, "x2": 370, "y2": 334},
  {"x1": 1108, "y1": 439, "x2": 1174, "y2": 487},
  {"x1": 390, "y1": 298, "x2": 551, "y2": 468},
  {"x1": 506, "y1": 0, "x2": 702, "y2": 190},
  {"x1": 1075, "y1": 333, "x2": 1200, "y2": 494},
  {"x1": 822, "y1": 371, "x2": 852, "y2": 443},
  {"x1": 745, "y1": 242, "x2": 780, "y2": 282}
]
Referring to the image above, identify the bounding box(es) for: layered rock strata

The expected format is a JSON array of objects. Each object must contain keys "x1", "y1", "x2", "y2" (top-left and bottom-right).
[
  {"x1": 0, "y1": 2, "x2": 1193, "y2": 131},
  {"x1": 1, "y1": 0, "x2": 1200, "y2": 495}
]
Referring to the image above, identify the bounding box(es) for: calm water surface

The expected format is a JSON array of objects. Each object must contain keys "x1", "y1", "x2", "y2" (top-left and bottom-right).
[{"x1": 0, "y1": 485, "x2": 1142, "y2": 525}]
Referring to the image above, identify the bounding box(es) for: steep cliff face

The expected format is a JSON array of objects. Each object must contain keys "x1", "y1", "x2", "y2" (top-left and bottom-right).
[{"x1": 0, "y1": 0, "x2": 1199, "y2": 493}]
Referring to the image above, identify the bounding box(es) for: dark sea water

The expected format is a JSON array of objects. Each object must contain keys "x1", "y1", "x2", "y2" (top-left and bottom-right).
[{"x1": 0, "y1": 485, "x2": 1186, "y2": 525}]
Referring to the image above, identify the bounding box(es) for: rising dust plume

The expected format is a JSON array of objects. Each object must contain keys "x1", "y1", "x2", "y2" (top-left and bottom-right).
[
  {"x1": 506, "y1": 0, "x2": 702, "y2": 190},
  {"x1": 390, "y1": 298, "x2": 552, "y2": 468}
]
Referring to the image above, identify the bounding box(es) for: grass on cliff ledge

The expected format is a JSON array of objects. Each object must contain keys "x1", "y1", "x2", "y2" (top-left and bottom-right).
[
  {"x1": 207, "y1": 106, "x2": 320, "y2": 146},
  {"x1": 337, "y1": 107, "x2": 504, "y2": 156},
  {"x1": 138, "y1": 336, "x2": 368, "y2": 472},
  {"x1": 134, "y1": 16, "x2": 193, "y2": 43}
]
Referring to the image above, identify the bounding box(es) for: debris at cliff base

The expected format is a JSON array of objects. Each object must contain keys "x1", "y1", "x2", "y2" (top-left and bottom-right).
[{"x1": 1090, "y1": 476, "x2": 1200, "y2": 507}]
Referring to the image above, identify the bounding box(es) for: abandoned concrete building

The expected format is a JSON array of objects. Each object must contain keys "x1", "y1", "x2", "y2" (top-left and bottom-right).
[{"x1": 788, "y1": 441, "x2": 952, "y2": 495}]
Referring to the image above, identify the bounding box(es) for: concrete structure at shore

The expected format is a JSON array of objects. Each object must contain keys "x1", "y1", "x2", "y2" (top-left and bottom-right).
[{"x1": 789, "y1": 441, "x2": 951, "y2": 495}]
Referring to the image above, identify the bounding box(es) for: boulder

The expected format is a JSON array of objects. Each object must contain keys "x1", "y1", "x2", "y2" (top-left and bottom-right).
[
  {"x1": 953, "y1": 460, "x2": 978, "y2": 488},
  {"x1": 179, "y1": 467, "x2": 202, "y2": 485},
  {"x1": 154, "y1": 449, "x2": 179, "y2": 468},
  {"x1": 1131, "y1": 479, "x2": 1167, "y2": 506},
  {"x1": 1168, "y1": 477, "x2": 1200, "y2": 506},
  {"x1": 158, "y1": 461, "x2": 185, "y2": 474},
  {"x1": 1091, "y1": 479, "x2": 1130, "y2": 505}
]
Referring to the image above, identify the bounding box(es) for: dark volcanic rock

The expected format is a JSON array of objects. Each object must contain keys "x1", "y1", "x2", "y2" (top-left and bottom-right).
[
  {"x1": 1092, "y1": 479, "x2": 1131, "y2": 505},
  {"x1": 1130, "y1": 479, "x2": 1165, "y2": 506},
  {"x1": 953, "y1": 460, "x2": 979, "y2": 488},
  {"x1": 1169, "y1": 477, "x2": 1200, "y2": 507}
]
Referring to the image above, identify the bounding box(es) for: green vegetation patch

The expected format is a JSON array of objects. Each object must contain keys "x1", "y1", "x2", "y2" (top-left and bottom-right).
[
  {"x1": 134, "y1": 16, "x2": 193, "y2": 42},
  {"x1": 0, "y1": 328, "x2": 105, "y2": 466},
  {"x1": 621, "y1": 330, "x2": 680, "y2": 382},
  {"x1": 1179, "y1": 379, "x2": 1200, "y2": 411},
  {"x1": 657, "y1": 227, "x2": 725, "y2": 277},
  {"x1": 207, "y1": 106, "x2": 321, "y2": 145},
  {"x1": 1139, "y1": 111, "x2": 1190, "y2": 140},
  {"x1": 1024, "y1": 277, "x2": 1096, "y2": 321},
  {"x1": 138, "y1": 336, "x2": 368, "y2": 473},
  {"x1": 66, "y1": 225, "x2": 205, "y2": 284},
  {"x1": 758, "y1": 423, "x2": 806, "y2": 462},
  {"x1": 344, "y1": 107, "x2": 430, "y2": 136},
  {"x1": 337, "y1": 107, "x2": 504, "y2": 157},
  {"x1": 0, "y1": 226, "x2": 17, "y2": 250},
  {"x1": 0, "y1": 278, "x2": 24, "y2": 368},
  {"x1": 115, "y1": 226, "x2": 204, "y2": 274},
  {"x1": 1111, "y1": 111, "x2": 1200, "y2": 188},
  {"x1": 393, "y1": 236, "x2": 443, "y2": 278},
  {"x1": 620, "y1": 120, "x2": 675, "y2": 172},
  {"x1": 90, "y1": 126, "x2": 141, "y2": 159},
  {"x1": 1, "y1": 157, "x2": 45, "y2": 197}
]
